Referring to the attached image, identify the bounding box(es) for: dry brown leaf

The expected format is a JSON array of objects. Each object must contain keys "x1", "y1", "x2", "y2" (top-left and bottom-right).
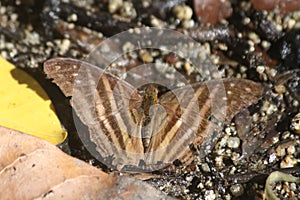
[
  {"x1": 193, "y1": 0, "x2": 232, "y2": 24},
  {"x1": 0, "y1": 126, "x2": 174, "y2": 200}
]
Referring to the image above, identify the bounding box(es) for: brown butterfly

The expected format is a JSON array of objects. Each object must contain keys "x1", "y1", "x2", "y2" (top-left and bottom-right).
[{"x1": 44, "y1": 57, "x2": 263, "y2": 172}]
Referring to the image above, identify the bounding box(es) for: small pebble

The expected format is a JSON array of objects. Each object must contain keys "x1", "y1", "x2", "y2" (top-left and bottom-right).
[
  {"x1": 259, "y1": 73, "x2": 268, "y2": 81},
  {"x1": 219, "y1": 137, "x2": 227, "y2": 148},
  {"x1": 150, "y1": 15, "x2": 165, "y2": 28},
  {"x1": 231, "y1": 152, "x2": 241, "y2": 164},
  {"x1": 274, "y1": 84, "x2": 286, "y2": 94},
  {"x1": 261, "y1": 101, "x2": 278, "y2": 115},
  {"x1": 119, "y1": 2, "x2": 137, "y2": 19},
  {"x1": 25, "y1": 30, "x2": 40, "y2": 45},
  {"x1": 140, "y1": 51, "x2": 153, "y2": 63},
  {"x1": 248, "y1": 32, "x2": 260, "y2": 44},
  {"x1": 204, "y1": 190, "x2": 216, "y2": 200},
  {"x1": 181, "y1": 19, "x2": 195, "y2": 29},
  {"x1": 10, "y1": 13, "x2": 18, "y2": 22},
  {"x1": 243, "y1": 17, "x2": 250, "y2": 25},
  {"x1": 183, "y1": 61, "x2": 193, "y2": 75},
  {"x1": 218, "y1": 43, "x2": 228, "y2": 51},
  {"x1": 256, "y1": 65, "x2": 265, "y2": 74},
  {"x1": 269, "y1": 68, "x2": 277, "y2": 78},
  {"x1": 229, "y1": 166, "x2": 237, "y2": 175},
  {"x1": 287, "y1": 145, "x2": 296, "y2": 155},
  {"x1": 276, "y1": 145, "x2": 286, "y2": 157},
  {"x1": 225, "y1": 127, "x2": 232, "y2": 134},
  {"x1": 262, "y1": 40, "x2": 271, "y2": 49},
  {"x1": 185, "y1": 176, "x2": 193, "y2": 182},
  {"x1": 227, "y1": 137, "x2": 240, "y2": 149},
  {"x1": 200, "y1": 163, "x2": 211, "y2": 172},
  {"x1": 59, "y1": 39, "x2": 71, "y2": 55},
  {"x1": 290, "y1": 183, "x2": 297, "y2": 191},
  {"x1": 122, "y1": 41, "x2": 135, "y2": 52},
  {"x1": 280, "y1": 155, "x2": 297, "y2": 168},
  {"x1": 292, "y1": 100, "x2": 299, "y2": 107},
  {"x1": 0, "y1": 7, "x2": 6, "y2": 14},
  {"x1": 215, "y1": 156, "x2": 224, "y2": 168},
  {"x1": 197, "y1": 182, "x2": 204, "y2": 189},
  {"x1": 173, "y1": 5, "x2": 193, "y2": 21},
  {"x1": 108, "y1": 0, "x2": 123, "y2": 13},
  {"x1": 287, "y1": 19, "x2": 296, "y2": 29},
  {"x1": 67, "y1": 13, "x2": 78, "y2": 22},
  {"x1": 269, "y1": 153, "x2": 277, "y2": 163},
  {"x1": 230, "y1": 184, "x2": 244, "y2": 197},
  {"x1": 281, "y1": 131, "x2": 290, "y2": 140},
  {"x1": 290, "y1": 113, "x2": 300, "y2": 134}
]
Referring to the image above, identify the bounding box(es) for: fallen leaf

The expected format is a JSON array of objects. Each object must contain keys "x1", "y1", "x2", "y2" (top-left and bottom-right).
[
  {"x1": 0, "y1": 56, "x2": 66, "y2": 144},
  {"x1": 193, "y1": 0, "x2": 232, "y2": 24},
  {"x1": 264, "y1": 171, "x2": 300, "y2": 200},
  {"x1": 0, "y1": 126, "x2": 175, "y2": 200}
]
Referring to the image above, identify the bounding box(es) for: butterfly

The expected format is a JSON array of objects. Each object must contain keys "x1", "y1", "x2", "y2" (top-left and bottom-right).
[{"x1": 44, "y1": 57, "x2": 263, "y2": 172}]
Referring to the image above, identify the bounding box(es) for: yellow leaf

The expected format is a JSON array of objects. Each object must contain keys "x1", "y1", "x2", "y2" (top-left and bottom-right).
[{"x1": 0, "y1": 56, "x2": 67, "y2": 144}]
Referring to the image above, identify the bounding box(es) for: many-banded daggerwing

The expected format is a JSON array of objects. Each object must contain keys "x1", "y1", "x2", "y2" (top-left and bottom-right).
[{"x1": 44, "y1": 58, "x2": 263, "y2": 172}]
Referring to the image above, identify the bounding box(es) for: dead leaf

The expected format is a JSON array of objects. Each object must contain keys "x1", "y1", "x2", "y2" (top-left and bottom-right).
[
  {"x1": 0, "y1": 126, "x2": 175, "y2": 200},
  {"x1": 193, "y1": 0, "x2": 232, "y2": 24},
  {"x1": 0, "y1": 56, "x2": 66, "y2": 144}
]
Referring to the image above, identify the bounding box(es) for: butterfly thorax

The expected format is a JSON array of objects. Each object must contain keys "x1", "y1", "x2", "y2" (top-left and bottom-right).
[
  {"x1": 132, "y1": 84, "x2": 159, "y2": 148},
  {"x1": 140, "y1": 84, "x2": 159, "y2": 124}
]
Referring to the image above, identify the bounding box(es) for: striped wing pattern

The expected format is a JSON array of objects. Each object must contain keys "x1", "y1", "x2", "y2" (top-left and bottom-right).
[
  {"x1": 44, "y1": 58, "x2": 263, "y2": 171},
  {"x1": 151, "y1": 79, "x2": 263, "y2": 164}
]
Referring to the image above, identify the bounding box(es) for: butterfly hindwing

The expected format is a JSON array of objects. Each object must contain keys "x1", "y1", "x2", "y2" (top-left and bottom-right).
[{"x1": 146, "y1": 79, "x2": 263, "y2": 165}]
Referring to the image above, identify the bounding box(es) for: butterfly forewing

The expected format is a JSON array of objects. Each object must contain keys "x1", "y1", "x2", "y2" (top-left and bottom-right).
[
  {"x1": 45, "y1": 58, "x2": 145, "y2": 167},
  {"x1": 44, "y1": 58, "x2": 82, "y2": 97},
  {"x1": 44, "y1": 58, "x2": 263, "y2": 171}
]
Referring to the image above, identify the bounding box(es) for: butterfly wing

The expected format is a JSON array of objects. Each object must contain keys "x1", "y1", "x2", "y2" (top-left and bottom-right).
[
  {"x1": 45, "y1": 59, "x2": 263, "y2": 170},
  {"x1": 44, "y1": 58, "x2": 82, "y2": 97},
  {"x1": 44, "y1": 58, "x2": 145, "y2": 169},
  {"x1": 145, "y1": 78, "x2": 263, "y2": 165}
]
